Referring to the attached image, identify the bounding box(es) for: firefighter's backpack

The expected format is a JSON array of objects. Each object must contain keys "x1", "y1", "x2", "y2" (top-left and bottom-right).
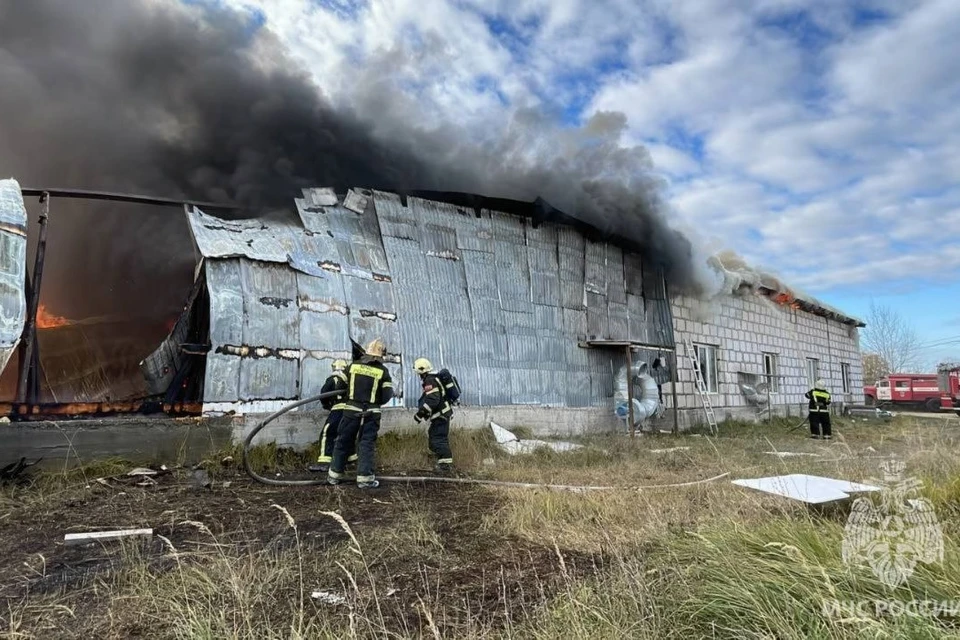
[{"x1": 436, "y1": 368, "x2": 461, "y2": 404}]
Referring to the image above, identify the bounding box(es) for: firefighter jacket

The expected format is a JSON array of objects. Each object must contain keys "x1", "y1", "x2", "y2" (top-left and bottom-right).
[
  {"x1": 343, "y1": 357, "x2": 394, "y2": 413},
  {"x1": 320, "y1": 371, "x2": 348, "y2": 410},
  {"x1": 416, "y1": 373, "x2": 453, "y2": 421},
  {"x1": 805, "y1": 388, "x2": 831, "y2": 412}
]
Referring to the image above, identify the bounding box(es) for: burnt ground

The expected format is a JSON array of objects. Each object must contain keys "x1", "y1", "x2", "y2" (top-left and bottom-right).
[{"x1": 0, "y1": 463, "x2": 601, "y2": 639}]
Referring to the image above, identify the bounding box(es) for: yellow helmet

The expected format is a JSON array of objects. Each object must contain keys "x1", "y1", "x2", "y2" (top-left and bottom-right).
[
  {"x1": 332, "y1": 359, "x2": 347, "y2": 372},
  {"x1": 364, "y1": 338, "x2": 386, "y2": 357},
  {"x1": 414, "y1": 357, "x2": 433, "y2": 374}
]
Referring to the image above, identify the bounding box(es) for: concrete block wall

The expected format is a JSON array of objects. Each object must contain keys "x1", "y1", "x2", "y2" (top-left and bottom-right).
[{"x1": 668, "y1": 290, "x2": 864, "y2": 428}]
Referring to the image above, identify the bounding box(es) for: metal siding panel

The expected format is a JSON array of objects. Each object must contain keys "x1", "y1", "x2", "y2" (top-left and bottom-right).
[
  {"x1": 607, "y1": 245, "x2": 627, "y2": 304},
  {"x1": 624, "y1": 252, "x2": 644, "y2": 295},
  {"x1": 608, "y1": 302, "x2": 629, "y2": 339},
  {"x1": 456, "y1": 216, "x2": 497, "y2": 253},
  {"x1": 463, "y1": 251, "x2": 499, "y2": 296},
  {"x1": 479, "y1": 365, "x2": 510, "y2": 405},
  {"x1": 563, "y1": 308, "x2": 588, "y2": 337},
  {"x1": 206, "y1": 260, "x2": 244, "y2": 346},
  {"x1": 187, "y1": 207, "x2": 293, "y2": 262},
  {"x1": 203, "y1": 353, "x2": 240, "y2": 402},
  {"x1": 540, "y1": 370, "x2": 565, "y2": 406},
  {"x1": 565, "y1": 371, "x2": 592, "y2": 407},
  {"x1": 511, "y1": 368, "x2": 540, "y2": 405},
  {"x1": 421, "y1": 224, "x2": 459, "y2": 257},
  {"x1": 535, "y1": 304, "x2": 563, "y2": 330},
  {"x1": 627, "y1": 293, "x2": 650, "y2": 345},
  {"x1": 586, "y1": 292, "x2": 609, "y2": 338},
  {"x1": 298, "y1": 271, "x2": 350, "y2": 352},
  {"x1": 299, "y1": 356, "x2": 334, "y2": 411},
  {"x1": 0, "y1": 179, "x2": 27, "y2": 372},
  {"x1": 240, "y1": 261, "x2": 299, "y2": 348},
  {"x1": 239, "y1": 357, "x2": 299, "y2": 401}
]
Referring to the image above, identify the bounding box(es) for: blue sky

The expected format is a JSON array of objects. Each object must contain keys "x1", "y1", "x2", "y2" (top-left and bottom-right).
[{"x1": 224, "y1": 0, "x2": 960, "y2": 368}]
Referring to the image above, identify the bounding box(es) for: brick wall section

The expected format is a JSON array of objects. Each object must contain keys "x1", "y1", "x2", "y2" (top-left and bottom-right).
[{"x1": 667, "y1": 290, "x2": 864, "y2": 428}]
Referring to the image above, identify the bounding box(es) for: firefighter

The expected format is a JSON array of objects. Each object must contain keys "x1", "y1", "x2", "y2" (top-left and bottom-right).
[
  {"x1": 413, "y1": 357, "x2": 454, "y2": 473},
  {"x1": 308, "y1": 360, "x2": 358, "y2": 473},
  {"x1": 805, "y1": 379, "x2": 832, "y2": 440},
  {"x1": 328, "y1": 338, "x2": 394, "y2": 489}
]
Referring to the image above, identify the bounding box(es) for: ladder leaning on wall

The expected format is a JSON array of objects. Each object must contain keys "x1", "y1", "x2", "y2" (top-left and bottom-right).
[{"x1": 684, "y1": 339, "x2": 719, "y2": 435}]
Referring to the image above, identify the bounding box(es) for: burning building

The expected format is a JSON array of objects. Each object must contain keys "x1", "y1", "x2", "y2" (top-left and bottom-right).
[
  {"x1": 140, "y1": 187, "x2": 678, "y2": 436},
  {"x1": 1, "y1": 180, "x2": 866, "y2": 435},
  {"x1": 667, "y1": 257, "x2": 866, "y2": 428}
]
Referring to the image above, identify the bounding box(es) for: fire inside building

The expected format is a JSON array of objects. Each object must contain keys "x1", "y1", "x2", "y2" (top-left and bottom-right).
[{"x1": 1, "y1": 178, "x2": 866, "y2": 437}]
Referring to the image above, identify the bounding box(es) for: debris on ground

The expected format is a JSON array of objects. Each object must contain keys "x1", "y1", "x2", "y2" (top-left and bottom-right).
[
  {"x1": 311, "y1": 590, "x2": 347, "y2": 605},
  {"x1": 64, "y1": 528, "x2": 153, "y2": 546},
  {"x1": 1, "y1": 457, "x2": 42, "y2": 484},
  {"x1": 764, "y1": 451, "x2": 822, "y2": 458},
  {"x1": 190, "y1": 468, "x2": 212, "y2": 490},
  {"x1": 650, "y1": 447, "x2": 690, "y2": 454},
  {"x1": 489, "y1": 422, "x2": 584, "y2": 455},
  {"x1": 732, "y1": 473, "x2": 880, "y2": 504}
]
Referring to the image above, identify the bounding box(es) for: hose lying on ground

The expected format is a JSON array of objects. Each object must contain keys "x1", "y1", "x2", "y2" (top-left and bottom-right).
[{"x1": 242, "y1": 391, "x2": 731, "y2": 491}]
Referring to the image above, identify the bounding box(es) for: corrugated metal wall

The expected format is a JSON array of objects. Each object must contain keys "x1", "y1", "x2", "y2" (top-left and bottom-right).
[
  {"x1": 0, "y1": 179, "x2": 27, "y2": 375},
  {"x1": 186, "y1": 188, "x2": 675, "y2": 409}
]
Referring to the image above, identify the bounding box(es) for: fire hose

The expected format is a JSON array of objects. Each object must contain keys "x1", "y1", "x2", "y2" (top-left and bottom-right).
[{"x1": 242, "y1": 391, "x2": 731, "y2": 491}]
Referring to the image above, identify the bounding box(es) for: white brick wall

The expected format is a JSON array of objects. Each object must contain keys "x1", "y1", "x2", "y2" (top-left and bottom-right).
[{"x1": 666, "y1": 290, "x2": 864, "y2": 422}]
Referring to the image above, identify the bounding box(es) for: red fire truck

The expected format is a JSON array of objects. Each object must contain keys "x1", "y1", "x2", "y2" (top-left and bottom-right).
[
  {"x1": 863, "y1": 373, "x2": 943, "y2": 412},
  {"x1": 938, "y1": 365, "x2": 960, "y2": 415}
]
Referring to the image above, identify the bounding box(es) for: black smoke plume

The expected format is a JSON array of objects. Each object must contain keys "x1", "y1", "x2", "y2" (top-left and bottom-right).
[{"x1": 0, "y1": 0, "x2": 704, "y2": 328}]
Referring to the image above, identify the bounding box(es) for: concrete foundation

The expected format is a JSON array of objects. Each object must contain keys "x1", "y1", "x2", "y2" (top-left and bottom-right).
[
  {"x1": 0, "y1": 416, "x2": 235, "y2": 467},
  {"x1": 0, "y1": 405, "x2": 636, "y2": 466},
  {"x1": 239, "y1": 405, "x2": 630, "y2": 450}
]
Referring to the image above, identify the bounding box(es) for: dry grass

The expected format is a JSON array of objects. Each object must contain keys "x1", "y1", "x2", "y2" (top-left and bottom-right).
[{"x1": 3, "y1": 414, "x2": 960, "y2": 639}]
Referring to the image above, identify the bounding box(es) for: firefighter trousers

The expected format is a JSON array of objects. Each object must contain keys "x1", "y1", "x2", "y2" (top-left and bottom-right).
[
  {"x1": 317, "y1": 410, "x2": 358, "y2": 464},
  {"x1": 809, "y1": 411, "x2": 832, "y2": 437},
  {"x1": 329, "y1": 410, "x2": 381, "y2": 483},
  {"x1": 428, "y1": 415, "x2": 453, "y2": 464}
]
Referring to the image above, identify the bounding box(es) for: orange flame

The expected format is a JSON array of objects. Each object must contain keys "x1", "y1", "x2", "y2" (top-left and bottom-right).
[
  {"x1": 36, "y1": 303, "x2": 72, "y2": 329},
  {"x1": 771, "y1": 292, "x2": 802, "y2": 310}
]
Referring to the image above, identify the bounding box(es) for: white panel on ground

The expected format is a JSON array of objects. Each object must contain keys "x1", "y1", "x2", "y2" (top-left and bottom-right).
[
  {"x1": 489, "y1": 421, "x2": 583, "y2": 455},
  {"x1": 764, "y1": 451, "x2": 822, "y2": 458},
  {"x1": 490, "y1": 421, "x2": 518, "y2": 444},
  {"x1": 732, "y1": 474, "x2": 880, "y2": 504},
  {"x1": 64, "y1": 529, "x2": 154, "y2": 546}
]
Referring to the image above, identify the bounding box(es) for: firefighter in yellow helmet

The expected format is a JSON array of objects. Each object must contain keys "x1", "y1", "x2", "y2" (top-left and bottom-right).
[
  {"x1": 308, "y1": 359, "x2": 358, "y2": 473},
  {"x1": 413, "y1": 357, "x2": 454, "y2": 473},
  {"x1": 328, "y1": 338, "x2": 394, "y2": 489},
  {"x1": 805, "y1": 378, "x2": 832, "y2": 440}
]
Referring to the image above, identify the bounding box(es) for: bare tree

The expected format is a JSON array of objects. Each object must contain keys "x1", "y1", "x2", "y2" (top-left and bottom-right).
[
  {"x1": 860, "y1": 302, "x2": 922, "y2": 374},
  {"x1": 862, "y1": 352, "x2": 890, "y2": 384}
]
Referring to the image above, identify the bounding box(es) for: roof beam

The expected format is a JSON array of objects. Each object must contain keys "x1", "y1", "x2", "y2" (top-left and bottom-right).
[{"x1": 20, "y1": 188, "x2": 239, "y2": 211}]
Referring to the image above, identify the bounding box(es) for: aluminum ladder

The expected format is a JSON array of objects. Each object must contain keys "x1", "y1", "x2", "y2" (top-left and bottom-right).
[{"x1": 684, "y1": 339, "x2": 719, "y2": 435}]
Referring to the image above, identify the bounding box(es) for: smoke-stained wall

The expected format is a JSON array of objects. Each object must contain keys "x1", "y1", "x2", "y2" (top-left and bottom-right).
[{"x1": 160, "y1": 188, "x2": 675, "y2": 413}]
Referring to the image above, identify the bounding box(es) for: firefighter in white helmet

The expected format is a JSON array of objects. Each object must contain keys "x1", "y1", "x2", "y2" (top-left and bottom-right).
[
  {"x1": 328, "y1": 338, "x2": 394, "y2": 489},
  {"x1": 308, "y1": 359, "x2": 358, "y2": 473},
  {"x1": 413, "y1": 357, "x2": 454, "y2": 473},
  {"x1": 805, "y1": 378, "x2": 832, "y2": 440}
]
